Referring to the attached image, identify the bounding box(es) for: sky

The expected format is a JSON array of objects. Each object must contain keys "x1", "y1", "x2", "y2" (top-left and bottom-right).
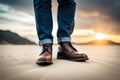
[{"x1": 0, "y1": 0, "x2": 120, "y2": 43}]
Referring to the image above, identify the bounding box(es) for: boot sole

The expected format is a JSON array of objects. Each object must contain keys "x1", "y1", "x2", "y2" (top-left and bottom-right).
[
  {"x1": 57, "y1": 52, "x2": 89, "y2": 61},
  {"x1": 36, "y1": 60, "x2": 53, "y2": 65}
]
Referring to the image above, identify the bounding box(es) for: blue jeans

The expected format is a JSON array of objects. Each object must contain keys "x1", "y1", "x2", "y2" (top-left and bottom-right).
[{"x1": 33, "y1": 0, "x2": 76, "y2": 45}]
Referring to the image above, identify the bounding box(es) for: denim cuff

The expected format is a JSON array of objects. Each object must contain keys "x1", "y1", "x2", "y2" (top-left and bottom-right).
[
  {"x1": 39, "y1": 39, "x2": 53, "y2": 46},
  {"x1": 58, "y1": 37, "x2": 71, "y2": 44}
]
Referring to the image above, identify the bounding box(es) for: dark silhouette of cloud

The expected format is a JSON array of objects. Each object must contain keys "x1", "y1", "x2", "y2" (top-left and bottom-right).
[
  {"x1": 76, "y1": 0, "x2": 120, "y2": 22},
  {"x1": 0, "y1": 0, "x2": 33, "y2": 13},
  {"x1": 0, "y1": 0, "x2": 32, "y2": 7}
]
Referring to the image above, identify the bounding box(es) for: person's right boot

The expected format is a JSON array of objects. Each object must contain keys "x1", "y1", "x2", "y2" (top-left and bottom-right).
[{"x1": 36, "y1": 43, "x2": 53, "y2": 65}]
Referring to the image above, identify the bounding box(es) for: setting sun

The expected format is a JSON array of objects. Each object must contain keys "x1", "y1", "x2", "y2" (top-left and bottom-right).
[{"x1": 95, "y1": 33, "x2": 106, "y2": 40}]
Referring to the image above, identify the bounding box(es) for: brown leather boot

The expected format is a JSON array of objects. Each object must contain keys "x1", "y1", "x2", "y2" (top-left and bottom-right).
[
  {"x1": 36, "y1": 43, "x2": 53, "y2": 65},
  {"x1": 57, "y1": 42, "x2": 89, "y2": 61}
]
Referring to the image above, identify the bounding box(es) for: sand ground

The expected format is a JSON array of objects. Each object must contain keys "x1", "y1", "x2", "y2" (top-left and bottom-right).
[{"x1": 0, "y1": 45, "x2": 120, "y2": 80}]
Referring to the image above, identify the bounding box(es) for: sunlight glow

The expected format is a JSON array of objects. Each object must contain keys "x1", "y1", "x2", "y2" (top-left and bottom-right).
[
  {"x1": 95, "y1": 33, "x2": 105, "y2": 40},
  {"x1": 72, "y1": 29, "x2": 94, "y2": 36}
]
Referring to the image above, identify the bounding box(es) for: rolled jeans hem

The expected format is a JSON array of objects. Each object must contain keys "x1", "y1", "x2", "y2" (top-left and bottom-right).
[
  {"x1": 39, "y1": 39, "x2": 53, "y2": 46},
  {"x1": 58, "y1": 37, "x2": 71, "y2": 44}
]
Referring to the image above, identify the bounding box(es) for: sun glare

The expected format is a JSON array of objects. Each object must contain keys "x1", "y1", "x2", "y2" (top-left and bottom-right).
[{"x1": 95, "y1": 33, "x2": 105, "y2": 40}]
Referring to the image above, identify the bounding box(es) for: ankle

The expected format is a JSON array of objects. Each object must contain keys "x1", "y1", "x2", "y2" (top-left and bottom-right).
[{"x1": 42, "y1": 43, "x2": 52, "y2": 54}]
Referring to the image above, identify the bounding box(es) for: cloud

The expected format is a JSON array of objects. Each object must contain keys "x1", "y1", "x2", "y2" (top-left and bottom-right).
[
  {"x1": 0, "y1": 4, "x2": 35, "y2": 26},
  {"x1": 76, "y1": 0, "x2": 120, "y2": 22},
  {"x1": 0, "y1": 3, "x2": 36, "y2": 38},
  {"x1": 75, "y1": 0, "x2": 120, "y2": 34},
  {"x1": 0, "y1": 0, "x2": 33, "y2": 13},
  {"x1": 0, "y1": 0, "x2": 120, "y2": 34}
]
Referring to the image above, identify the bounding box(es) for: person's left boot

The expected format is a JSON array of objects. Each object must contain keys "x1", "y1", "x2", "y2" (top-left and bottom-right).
[{"x1": 57, "y1": 42, "x2": 89, "y2": 61}]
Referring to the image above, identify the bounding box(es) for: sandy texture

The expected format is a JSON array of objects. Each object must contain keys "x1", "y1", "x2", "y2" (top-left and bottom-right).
[{"x1": 0, "y1": 45, "x2": 120, "y2": 80}]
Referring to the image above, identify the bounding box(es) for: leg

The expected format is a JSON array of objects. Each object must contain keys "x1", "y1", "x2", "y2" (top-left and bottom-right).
[
  {"x1": 33, "y1": 0, "x2": 53, "y2": 65},
  {"x1": 33, "y1": 0, "x2": 53, "y2": 46},
  {"x1": 57, "y1": 0, "x2": 89, "y2": 61},
  {"x1": 57, "y1": 0, "x2": 76, "y2": 43}
]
